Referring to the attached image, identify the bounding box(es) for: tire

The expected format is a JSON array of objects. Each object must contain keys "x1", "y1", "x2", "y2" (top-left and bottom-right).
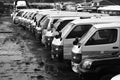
[{"x1": 14, "y1": 20, "x2": 18, "y2": 24}]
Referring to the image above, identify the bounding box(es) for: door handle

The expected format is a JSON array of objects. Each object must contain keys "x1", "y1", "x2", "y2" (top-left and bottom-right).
[{"x1": 113, "y1": 47, "x2": 119, "y2": 49}]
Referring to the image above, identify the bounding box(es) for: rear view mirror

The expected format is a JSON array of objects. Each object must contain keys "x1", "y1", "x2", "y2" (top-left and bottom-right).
[{"x1": 73, "y1": 37, "x2": 79, "y2": 45}]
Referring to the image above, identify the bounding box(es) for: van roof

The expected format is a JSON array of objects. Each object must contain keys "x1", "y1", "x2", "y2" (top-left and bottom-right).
[
  {"x1": 71, "y1": 16, "x2": 120, "y2": 25},
  {"x1": 36, "y1": 10, "x2": 108, "y2": 17},
  {"x1": 93, "y1": 23, "x2": 120, "y2": 29},
  {"x1": 45, "y1": 12, "x2": 108, "y2": 18},
  {"x1": 58, "y1": 17, "x2": 81, "y2": 21},
  {"x1": 98, "y1": 5, "x2": 120, "y2": 11},
  {"x1": 20, "y1": 9, "x2": 39, "y2": 12}
]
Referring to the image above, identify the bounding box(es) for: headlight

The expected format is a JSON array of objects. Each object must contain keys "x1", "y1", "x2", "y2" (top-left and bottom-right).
[
  {"x1": 54, "y1": 46, "x2": 63, "y2": 51},
  {"x1": 47, "y1": 37, "x2": 53, "y2": 41},
  {"x1": 32, "y1": 22, "x2": 36, "y2": 26},
  {"x1": 47, "y1": 38, "x2": 50, "y2": 41},
  {"x1": 82, "y1": 59, "x2": 92, "y2": 69},
  {"x1": 72, "y1": 52, "x2": 82, "y2": 64},
  {"x1": 36, "y1": 27, "x2": 42, "y2": 31},
  {"x1": 55, "y1": 47, "x2": 59, "y2": 51}
]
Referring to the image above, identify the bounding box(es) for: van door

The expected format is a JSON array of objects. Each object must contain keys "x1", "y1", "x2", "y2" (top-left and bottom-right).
[
  {"x1": 82, "y1": 28, "x2": 119, "y2": 57},
  {"x1": 64, "y1": 24, "x2": 92, "y2": 59}
]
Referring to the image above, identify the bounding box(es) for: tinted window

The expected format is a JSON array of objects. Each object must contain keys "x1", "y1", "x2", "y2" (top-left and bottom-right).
[
  {"x1": 23, "y1": 12, "x2": 27, "y2": 17},
  {"x1": 66, "y1": 24, "x2": 92, "y2": 39},
  {"x1": 53, "y1": 19, "x2": 58, "y2": 24},
  {"x1": 29, "y1": 12, "x2": 33, "y2": 18},
  {"x1": 31, "y1": 13, "x2": 37, "y2": 20},
  {"x1": 17, "y1": 11, "x2": 23, "y2": 16},
  {"x1": 86, "y1": 29, "x2": 117, "y2": 45},
  {"x1": 37, "y1": 15, "x2": 47, "y2": 27},
  {"x1": 56, "y1": 20, "x2": 73, "y2": 31}
]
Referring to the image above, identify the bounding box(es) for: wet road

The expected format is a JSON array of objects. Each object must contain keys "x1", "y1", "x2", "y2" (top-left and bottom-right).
[{"x1": 0, "y1": 16, "x2": 79, "y2": 80}]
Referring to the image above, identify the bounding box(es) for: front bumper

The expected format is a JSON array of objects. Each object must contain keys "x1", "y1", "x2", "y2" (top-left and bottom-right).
[
  {"x1": 51, "y1": 45, "x2": 63, "y2": 61},
  {"x1": 35, "y1": 30, "x2": 42, "y2": 40}
]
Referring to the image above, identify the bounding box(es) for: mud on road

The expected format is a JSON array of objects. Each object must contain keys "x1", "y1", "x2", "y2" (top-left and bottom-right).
[{"x1": 0, "y1": 16, "x2": 79, "y2": 80}]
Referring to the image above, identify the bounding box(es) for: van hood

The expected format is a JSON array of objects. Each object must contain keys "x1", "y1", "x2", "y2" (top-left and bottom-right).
[
  {"x1": 46, "y1": 30, "x2": 59, "y2": 37},
  {"x1": 72, "y1": 45, "x2": 81, "y2": 54},
  {"x1": 36, "y1": 26, "x2": 42, "y2": 30},
  {"x1": 52, "y1": 37, "x2": 63, "y2": 46}
]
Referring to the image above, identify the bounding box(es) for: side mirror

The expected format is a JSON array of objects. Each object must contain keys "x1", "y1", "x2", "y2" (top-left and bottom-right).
[
  {"x1": 55, "y1": 32, "x2": 62, "y2": 39},
  {"x1": 73, "y1": 37, "x2": 79, "y2": 45}
]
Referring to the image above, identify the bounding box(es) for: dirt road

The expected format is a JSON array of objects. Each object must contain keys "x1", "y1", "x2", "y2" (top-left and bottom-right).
[{"x1": 0, "y1": 16, "x2": 79, "y2": 80}]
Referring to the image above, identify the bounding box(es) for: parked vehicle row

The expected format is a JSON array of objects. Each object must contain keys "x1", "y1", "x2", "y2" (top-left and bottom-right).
[{"x1": 11, "y1": 8, "x2": 120, "y2": 80}]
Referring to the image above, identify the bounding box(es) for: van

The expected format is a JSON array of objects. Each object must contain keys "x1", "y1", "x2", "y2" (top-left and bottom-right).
[
  {"x1": 36, "y1": 11, "x2": 108, "y2": 41},
  {"x1": 30, "y1": 10, "x2": 62, "y2": 34},
  {"x1": 71, "y1": 23, "x2": 120, "y2": 80},
  {"x1": 24, "y1": 10, "x2": 39, "y2": 28},
  {"x1": 51, "y1": 16, "x2": 120, "y2": 61},
  {"x1": 14, "y1": 0, "x2": 29, "y2": 10},
  {"x1": 43, "y1": 17, "x2": 82, "y2": 48},
  {"x1": 18, "y1": 9, "x2": 38, "y2": 27},
  {"x1": 98, "y1": 5, "x2": 120, "y2": 16},
  {"x1": 34, "y1": 11, "x2": 82, "y2": 40},
  {"x1": 13, "y1": 10, "x2": 24, "y2": 24},
  {"x1": 27, "y1": 9, "x2": 57, "y2": 30}
]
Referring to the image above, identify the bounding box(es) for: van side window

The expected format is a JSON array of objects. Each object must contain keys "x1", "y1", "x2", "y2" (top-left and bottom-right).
[
  {"x1": 66, "y1": 25, "x2": 92, "y2": 39},
  {"x1": 85, "y1": 29, "x2": 117, "y2": 45}
]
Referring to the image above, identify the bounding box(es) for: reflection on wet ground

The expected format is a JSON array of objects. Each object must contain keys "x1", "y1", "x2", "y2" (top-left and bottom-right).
[{"x1": 0, "y1": 16, "x2": 79, "y2": 80}]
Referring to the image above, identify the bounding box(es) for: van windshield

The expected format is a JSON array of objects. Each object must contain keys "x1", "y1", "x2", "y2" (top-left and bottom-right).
[
  {"x1": 37, "y1": 15, "x2": 47, "y2": 27},
  {"x1": 79, "y1": 26, "x2": 95, "y2": 44},
  {"x1": 66, "y1": 24, "x2": 92, "y2": 39},
  {"x1": 54, "y1": 19, "x2": 61, "y2": 29},
  {"x1": 40, "y1": 17, "x2": 49, "y2": 29},
  {"x1": 56, "y1": 20, "x2": 73, "y2": 31},
  {"x1": 47, "y1": 19, "x2": 59, "y2": 30},
  {"x1": 17, "y1": 11, "x2": 24, "y2": 16},
  {"x1": 61, "y1": 23, "x2": 75, "y2": 38},
  {"x1": 31, "y1": 13, "x2": 37, "y2": 20}
]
